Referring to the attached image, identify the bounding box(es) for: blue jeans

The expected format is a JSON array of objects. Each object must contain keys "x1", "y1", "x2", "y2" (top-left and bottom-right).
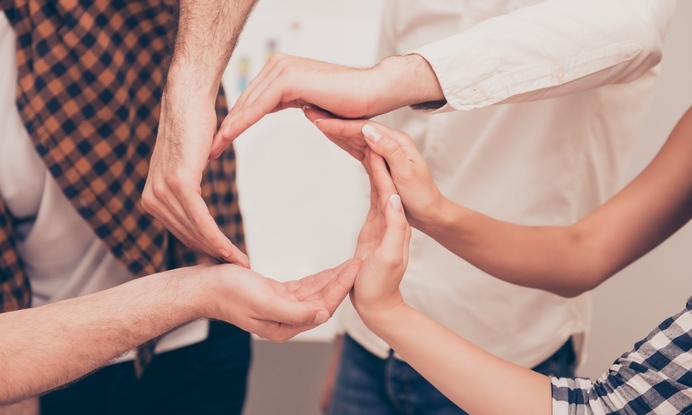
[
  {"x1": 329, "y1": 334, "x2": 576, "y2": 415},
  {"x1": 40, "y1": 321, "x2": 252, "y2": 415}
]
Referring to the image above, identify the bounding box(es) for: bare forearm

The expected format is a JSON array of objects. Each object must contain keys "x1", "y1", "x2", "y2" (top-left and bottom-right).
[
  {"x1": 0, "y1": 269, "x2": 205, "y2": 404},
  {"x1": 168, "y1": 0, "x2": 258, "y2": 100},
  {"x1": 417, "y1": 106, "x2": 692, "y2": 297},
  {"x1": 417, "y1": 198, "x2": 600, "y2": 297},
  {"x1": 364, "y1": 305, "x2": 551, "y2": 415}
]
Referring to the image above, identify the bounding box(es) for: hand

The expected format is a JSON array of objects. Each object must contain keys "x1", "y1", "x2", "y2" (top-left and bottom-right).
[
  {"x1": 210, "y1": 53, "x2": 444, "y2": 159},
  {"x1": 305, "y1": 110, "x2": 444, "y2": 230},
  {"x1": 350, "y1": 151, "x2": 411, "y2": 322},
  {"x1": 205, "y1": 259, "x2": 361, "y2": 343},
  {"x1": 142, "y1": 91, "x2": 249, "y2": 266}
]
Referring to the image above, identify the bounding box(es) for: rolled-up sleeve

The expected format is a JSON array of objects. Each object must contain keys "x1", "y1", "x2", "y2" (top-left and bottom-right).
[{"x1": 412, "y1": 0, "x2": 677, "y2": 111}]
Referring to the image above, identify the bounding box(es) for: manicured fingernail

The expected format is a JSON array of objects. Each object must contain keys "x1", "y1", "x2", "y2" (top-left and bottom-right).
[
  {"x1": 313, "y1": 118, "x2": 324, "y2": 125},
  {"x1": 389, "y1": 194, "x2": 402, "y2": 210},
  {"x1": 219, "y1": 249, "x2": 230, "y2": 258},
  {"x1": 362, "y1": 124, "x2": 382, "y2": 143},
  {"x1": 314, "y1": 310, "x2": 329, "y2": 324}
]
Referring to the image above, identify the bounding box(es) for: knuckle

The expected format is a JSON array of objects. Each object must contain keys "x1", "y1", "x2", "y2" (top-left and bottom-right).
[
  {"x1": 274, "y1": 55, "x2": 290, "y2": 70},
  {"x1": 275, "y1": 334, "x2": 290, "y2": 344},
  {"x1": 150, "y1": 179, "x2": 170, "y2": 198},
  {"x1": 375, "y1": 252, "x2": 401, "y2": 269},
  {"x1": 382, "y1": 138, "x2": 399, "y2": 154},
  {"x1": 236, "y1": 110, "x2": 252, "y2": 128},
  {"x1": 267, "y1": 331, "x2": 289, "y2": 344},
  {"x1": 395, "y1": 220, "x2": 409, "y2": 232},
  {"x1": 268, "y1": 52, "x2": 286, "y2": 65},
  {"x1": 140, "y1": 191, "x2": 154, "y2": 210},
  {"x1": 163, "y1": 173, "x2": 185, "y2": 193}
]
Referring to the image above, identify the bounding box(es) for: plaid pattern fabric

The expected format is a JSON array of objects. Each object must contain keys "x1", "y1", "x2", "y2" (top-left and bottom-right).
[
  {"x1": 0, "y1": 0, "x2": 245, "y2": 368},
  {"x1": 0, "y1": 200, "x2": 30, "y2": 311},
  {"x1": 552, "y1": 297, "x2": 692, "y2": 415}
]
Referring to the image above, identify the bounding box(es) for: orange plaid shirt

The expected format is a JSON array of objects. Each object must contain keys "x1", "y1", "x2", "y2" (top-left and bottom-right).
[{"x1": 0, "y1": 0, "x2": 246, "y2": 313}]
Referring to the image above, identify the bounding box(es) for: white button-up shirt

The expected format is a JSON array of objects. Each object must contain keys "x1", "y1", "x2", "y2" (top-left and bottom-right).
[{"x1": 342, "y1": 0, "x2": 676, "y2": 368}]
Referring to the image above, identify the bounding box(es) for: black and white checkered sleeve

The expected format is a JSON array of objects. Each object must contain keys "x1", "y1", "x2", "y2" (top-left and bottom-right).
[{"x1": 551, "y1": 298, "x2": 692, "y2": 415}]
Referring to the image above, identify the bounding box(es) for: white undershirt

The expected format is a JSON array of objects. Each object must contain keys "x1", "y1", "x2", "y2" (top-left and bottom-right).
[{"x1": 0, "y1": 14, "x2": 208, "y2": 362}]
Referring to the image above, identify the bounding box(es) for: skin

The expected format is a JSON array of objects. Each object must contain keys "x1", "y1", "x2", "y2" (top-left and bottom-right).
[
  {"x1": 211, "y1": 53, "x2": 445, "y2": 158},
  {"x1": 142, "y1": 0, "x2": 259, "y2": 266},
  {"x1": 308, "y1": 105, "x2": 692, "y2": 297},
  {"x1": 0, "y1": 259, "x2": 360, "y2": 405},
  {"x1": 351, "y1": 150, "x2": 550, "y2": 415},
  {"x1": 310, "y1": 104, "x2": 692, "y2": 414},
  {"x1": 144, "y1": 52, "x2": 444, "y2": 266}
]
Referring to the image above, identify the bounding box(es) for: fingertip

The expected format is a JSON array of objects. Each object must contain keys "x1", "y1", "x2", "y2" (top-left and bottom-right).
[
  {"x1": 208, "y1": 147, "x2": 220, "y2": 161},
  {"x1": 313, "y1": 310, "x2": 329, "y2": 324},
  {"x1": 362, "y1": 124, "x2": 382, "y2": 144},
  {"x1": 237, "y1": 253, "x2": 251, "y2": 268},
  {"x1": 389, "y1": 194, "x2": 402, "y2": 211},
  {"x1": 220, "y1": 246, "x2": 250, "y2": 268}
]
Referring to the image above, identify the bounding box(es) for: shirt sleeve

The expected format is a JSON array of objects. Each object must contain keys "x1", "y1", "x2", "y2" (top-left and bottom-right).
[
  {"x1": 412, "y1": 0, "x2": 677, "y2": 112},
  {"x1": 550, "y1": 300, "x2": 692, "y2": 415}
]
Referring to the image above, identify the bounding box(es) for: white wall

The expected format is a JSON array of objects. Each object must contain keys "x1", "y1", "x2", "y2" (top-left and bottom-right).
[
  {"x1": 224, "y1": 0, "x2": 383, "y2": 342},
  {"x1": 234, "y1": 1, "x2": 692, "y2": 413}
]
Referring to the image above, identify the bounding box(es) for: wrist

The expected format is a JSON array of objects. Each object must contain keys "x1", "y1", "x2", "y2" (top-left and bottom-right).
[
  {"x1": 359, "y1": 300, "x2": 411, "y2": 338},
  {"x1": 164, "y1": 66, "x2": 221, "y2": 104},
  {"x1": 408, "y1": 193, "x2": 449, "y2": 232},
  {"x1": 373, "y1": 54, "x2": 445, "y2": 111},
  {"x1": 172, "y1": 266, "x2": 218, "y2": 321},
  {"x1": 195, "y1": 264, "x2": 257, "y2": 324},
  {"x1": 416, "y1": 197, "x2": 477, "y2": 250}
]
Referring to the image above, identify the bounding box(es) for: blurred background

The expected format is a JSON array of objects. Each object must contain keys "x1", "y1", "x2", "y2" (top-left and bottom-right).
[{"x1": 220, "y1": 1, "x2": 692, "y2": 414}]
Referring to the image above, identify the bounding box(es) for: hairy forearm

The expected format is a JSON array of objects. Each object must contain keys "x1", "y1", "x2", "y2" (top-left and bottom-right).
[
  {"x1": 363, "y1": 305, "x2": 551, "y2": 415},
  {"x1": 168, "y1": 0, "x2": 258, "y2": 100},
  {"x1": 0, "y1": 269, "x2": 205, "y2": 404}
]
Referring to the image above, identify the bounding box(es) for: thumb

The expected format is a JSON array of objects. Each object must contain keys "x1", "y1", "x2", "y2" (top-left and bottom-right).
[
  {"x1": 262, "y1": 298, "x2": 330, "y2": 326},
  {"x1": 378, "y1": 194, "x2": 410, "y2": 263},
  {"x1": 361, "y1": 123, "x2": 415, "y2": 179}
]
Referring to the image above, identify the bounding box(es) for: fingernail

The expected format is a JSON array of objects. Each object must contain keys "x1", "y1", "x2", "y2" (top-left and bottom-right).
[
  {"x1": 314, "y1": 310, "x2": 329, "y2": 324},
  {"x1": 313, "y1": 119, "x2": 324, "y2": 125},
  {"x1": 362, "y1": 124, "x2": 382, "y2": 143},
  {"x1": 219, "y1": 249, "x2": 230, "y2": 258},
  {"x1": 302, "y1": 104, "x2": 313, "y2": 111},
  {"x1": 389, "y1": 194, "x2": 402, "y2": 210}
]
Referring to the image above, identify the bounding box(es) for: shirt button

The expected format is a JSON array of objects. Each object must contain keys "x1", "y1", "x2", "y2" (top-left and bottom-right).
[
  {"x1": 472, "y1": 90, "x2": 483, "y2": 104},
  {"x1": 429, "y1": 140, "x2": 442, "y2": 152},
  {"x1": 555, "y1": 67, "x2": 565, "y2": 83}
]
